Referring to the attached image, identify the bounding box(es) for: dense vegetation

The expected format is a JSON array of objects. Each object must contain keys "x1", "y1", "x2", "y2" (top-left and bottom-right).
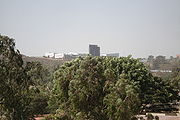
[
  {"x1": 47, "y1": 56, "x2": 179, "y2": 120},
  {"x1": 0, "y1": 35, "x2": 179, "y2": 120},
  {"x1": 0, "y1": 35, "x2": 50, "y2": 119},
  {"x1": 168, "y1": 68, "x2": 180, "y2": 91},
  {"x1": 0, "y1": 35, "x2": 32, "y2": 119}
]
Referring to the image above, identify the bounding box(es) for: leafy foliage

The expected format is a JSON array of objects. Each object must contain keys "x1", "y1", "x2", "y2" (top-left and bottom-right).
[
  {"x1": 25, "y1": 61, "x2": 52, "y2": 86},
  {"x1": 48, "y1": 56, "x2": 178, "y2": 119},
  {"x1": 169, "y1": 68, "x2": 180, "y2": 91},
  {"x1": 0, "y1": 35, "x2": 51, "y2": 119},
  {"x1": 0, "y1": 35, "x2": 32, "y2": 119},
  {"x1": 28, "y1": 86, "x2": 49, "y2": 115}
]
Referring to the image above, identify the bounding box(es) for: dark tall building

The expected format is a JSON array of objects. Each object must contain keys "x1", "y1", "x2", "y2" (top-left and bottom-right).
[{"x1": 89, "y1": 44, "x2": 100, "y2": 56}]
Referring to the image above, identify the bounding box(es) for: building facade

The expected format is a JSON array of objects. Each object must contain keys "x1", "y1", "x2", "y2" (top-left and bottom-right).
[
  {"x1": 106, "y1": 53, "x2": 119, "y2": 57},
  {"x1": 89, "y1": 44, "x2": 100, "y2": 56},
  {"x1": 55, "y1": 53, "x2": 64, "y2": 59},
  {"x1": 45, "y1": 52, "x2": 55, "y2": 58}
]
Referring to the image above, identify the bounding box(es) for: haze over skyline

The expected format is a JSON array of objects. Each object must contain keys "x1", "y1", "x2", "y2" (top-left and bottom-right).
[{"x1": 0, "y1": 0, "x2": 180, "y2": 58}]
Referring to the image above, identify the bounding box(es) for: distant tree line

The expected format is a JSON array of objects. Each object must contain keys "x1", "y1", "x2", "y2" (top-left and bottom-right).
[{"x1": 147, "y1": 55, "x2": 180, "y2": 70}]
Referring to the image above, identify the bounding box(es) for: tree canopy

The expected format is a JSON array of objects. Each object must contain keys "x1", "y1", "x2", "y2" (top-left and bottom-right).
[
  {"x1": 0, "y1": 35, "x2": 32, "y2": 119},
  {"x1": 48, "y1": 56, "x2": 179, "y2": 120},
  {"x1": 0, "y1": 35, "x2": 50, "y2": 119}
]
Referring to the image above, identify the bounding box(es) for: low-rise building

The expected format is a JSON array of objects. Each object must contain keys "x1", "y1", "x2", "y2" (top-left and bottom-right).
[
  {"x1": 106, "y1": 53, "x2": 119, "y2": 57},
  {"x1": 101, "y1": 53, "x2": 119, "y2": 57},
  {"x1": 45, "y1": 52, "x2": 55, "y2": 58},
  {"x1": 55, "y1": 53, "x2": 64, "y2": 59}
]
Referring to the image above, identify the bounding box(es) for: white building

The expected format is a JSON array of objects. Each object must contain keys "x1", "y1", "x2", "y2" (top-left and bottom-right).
[
  {"x1": 101, "y1": 53, "x2": 119, "y2": 57},
  {"x1": 45, "y1": 52, "x2": 55, "y2": 58},
  {"x1": 100, "y1": 53, "x2": 107, "y2": 56},
  {"x1": 55, "y1": 53, "x2": 64, "y2": 59},
  {"x1": 67, "y1": 52, "x2": 78, "y2": 56},
  {"x1": 106, "y1": 53, "x2": 119, "y2": 57},
  {"x1": 44, "y1": 52, "x2": 88, "y2": 60}
]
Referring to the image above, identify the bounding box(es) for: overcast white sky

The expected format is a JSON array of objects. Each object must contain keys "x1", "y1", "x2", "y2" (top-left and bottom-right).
[{"x1": 0, "y1": 0, "x2": 180, "y2": 58}]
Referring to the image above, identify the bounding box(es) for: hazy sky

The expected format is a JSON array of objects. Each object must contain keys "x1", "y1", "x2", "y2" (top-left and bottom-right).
[{"x1": 0, "y1": 0, "x2": 180, "y2": 58}]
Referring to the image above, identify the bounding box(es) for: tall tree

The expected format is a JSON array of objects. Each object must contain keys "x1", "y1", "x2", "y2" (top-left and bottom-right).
[
  {"x1": 0, "y1": 35, "x2": 32, "y2": 119},
  {"x1": 48, "y1": 56, "x2": 178, "y2": 120}
]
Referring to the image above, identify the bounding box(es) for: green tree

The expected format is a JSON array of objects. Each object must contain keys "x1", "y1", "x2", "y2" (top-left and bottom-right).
[
  {"x1": 169, "y1": 68, "x2": 180, "y2": 91},
  {"x1": 103, "y1": 74, "x2": 140, "y2": 120},
  {"x1": 25, "y1": 61, "x2": 51, "y2": 86},
  {"x1": 24, "y1": 62, "x2": 52, "y2": 116},
  {"x1": 152, "y1": 55, "x2": 166, "y2": 69},
  {"x1": 28, "y1": 86, "x2": 49, "y2": 116},
  {"x1": 48, "y1": 56, "x2": 178, "y2": 120},
  {"x1": 0, "y1": 35, "x2": 32, "y2": 119}
]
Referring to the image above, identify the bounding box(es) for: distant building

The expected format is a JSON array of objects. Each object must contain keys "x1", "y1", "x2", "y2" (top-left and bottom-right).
[
  {"x1": 45, "y1": 52, "x2": 55, "y2": 58},
  {"x1": 89, "y1": 44, "x2": 100, "y2": 56},
  {"x1": 45, "y1": 52, "x2": 89, "y2": 60},
  {"x1": 65, "y1": 52, "x2": 79, "y2": 60},
  {"x1": 55, "y1": 53, "x2": 64, "y2": 59},
  {"x1": 78, "y1": 53, "x2": 89, "y2": 57},
  {"x1": 67, "y1": 52, "x2": 79, "y2": 56},
  {"x1": 100, "y1": 53, "x2": 107, "y2": 56},
  {"x1": 100, "y1": 53, "x2": 119, "y2": 57},
  {"x1": 106, "y1": 53, "x2": 119, "y2": 57}
]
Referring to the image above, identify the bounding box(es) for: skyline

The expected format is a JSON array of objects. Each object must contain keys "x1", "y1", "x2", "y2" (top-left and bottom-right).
[
  {"x1": 0, "y1": 0, "x2": 180, "y2": 58},
  {"x1": 44, "y1": 44, "x2": 179, "y2": 59}
]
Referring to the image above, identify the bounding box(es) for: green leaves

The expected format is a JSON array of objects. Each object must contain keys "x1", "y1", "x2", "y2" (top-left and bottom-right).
[
  {"x1": 103, "y1": 75, "x2": 140, "y2": 120},
  {"x1": 0, "y1": 35, "x2": 32, "y2": 119},
  {"x1": 49, "y1": 55, "x2": 179, "y2": 119},
  {"x1": 0, "y1": 35, "x2": 51, "y2": 119},
  {"x1": 49, "y1": 56, "x2": 148, "y2": 119}
]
